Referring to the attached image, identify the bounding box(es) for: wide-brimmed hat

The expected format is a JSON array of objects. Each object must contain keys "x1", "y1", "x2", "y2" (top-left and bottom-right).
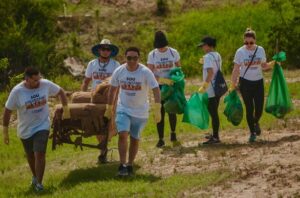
[
  {"x1": 197, "y1": 36, "x2": 216, "y2": 47},
  {"x1": 154, "y1": 31, "x2": 169, "y2": 48},
  {"x1": 91, "y1": 39, "x2": 119, "y2": 57}
]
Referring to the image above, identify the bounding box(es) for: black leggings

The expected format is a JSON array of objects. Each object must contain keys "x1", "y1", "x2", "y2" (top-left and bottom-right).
[
  {"x1": 157, "y1": 100, "x2": 177, "y2": 139},
  {"x1": 239, "y1": 77, "x2": 264, "y2": 134},
  {"x1": 208, "y1": 96, "x2": 220, "y2": 139}
]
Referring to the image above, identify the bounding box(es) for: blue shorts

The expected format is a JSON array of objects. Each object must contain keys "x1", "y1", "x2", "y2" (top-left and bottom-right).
[{"x1": 115, "y1": 112, "x2": 148, "y2": 140}]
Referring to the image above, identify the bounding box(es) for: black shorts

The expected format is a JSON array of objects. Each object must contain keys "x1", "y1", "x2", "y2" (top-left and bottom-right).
[{"x1": 21, "y1": 130, "x2": 49, "y2": 154}]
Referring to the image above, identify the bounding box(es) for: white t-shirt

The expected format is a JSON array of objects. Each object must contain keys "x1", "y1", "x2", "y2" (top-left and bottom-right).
[
  {"x1": 203, "y1": 52, "x2": 222, "y2": 98},
  {"x1": 147, "y1": 47, "x2": 180, "y2": 79},
  {"x1": 85, "y1": 58, "x2": 120, "y2": 90},
  {"x1": 110, "y1": 63, "x2": 159, "y2": 118},
  {"x1": 5, "y1": 79, "x2": 61, "y2": 139},
  {"x1": 234, "y1": 45, "x2": 266, "y2": 81}
]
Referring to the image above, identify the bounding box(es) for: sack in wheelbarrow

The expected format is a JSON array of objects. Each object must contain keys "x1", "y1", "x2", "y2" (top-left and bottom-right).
[
  {"x1": 54, "y1": 103, "x2": 108, "y2": 137},
  {"x1": 71, "y1": 91, "x2": 92, "y2": 103}
]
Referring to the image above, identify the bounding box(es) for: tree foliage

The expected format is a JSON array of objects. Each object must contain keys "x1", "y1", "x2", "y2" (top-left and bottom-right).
[
  {"x1": 267, "y1": 0, "x2": 300, "y2": 68},
  {"x1": 0, "y1": 0, "x2": 63, "y2": 88}
]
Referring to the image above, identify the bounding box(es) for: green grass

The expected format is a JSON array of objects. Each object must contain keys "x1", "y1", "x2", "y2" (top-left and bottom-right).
[
  {"x1": 0, "y1": 76, "x2": 299, "y2": 196},
  {"x1": 0, "y1": 127, "x2": 231, "y2": 197},
  {"x1": 51, "y1": 74, "x2": 82, "y2": 91}
]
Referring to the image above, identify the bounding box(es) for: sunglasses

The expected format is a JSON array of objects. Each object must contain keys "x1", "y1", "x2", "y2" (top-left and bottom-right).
[
  {"x1": 100, "y1": 48, "x2": 111, "y2": 51},
  {"x1": 244, "y1": 41, "x2": 254, "y2": 45},
  {"x1": 126, "y1": 56, "x2": 139, "y2": 61}
]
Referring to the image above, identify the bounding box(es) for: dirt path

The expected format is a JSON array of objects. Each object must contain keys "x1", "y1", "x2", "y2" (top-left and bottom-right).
[{"x1": 140, "y1": 129, "x2": 300, "y2": 197}]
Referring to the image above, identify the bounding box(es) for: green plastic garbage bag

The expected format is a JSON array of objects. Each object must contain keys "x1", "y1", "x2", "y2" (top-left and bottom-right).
[
  {"x1": 182, "y1": 92, "x2": 209, "y2": 129},
  {"x1": 265, "y1": 52, "x2": 293, "y2": 118},
  {"x1": 164, "y1": 67, "x2": 187, "y2": 114},
  {"x1": 161, "y1": 85, "x2": 174, "y2": 101},
  {"x1": 224, "y1": 90, "x2": 243, "y2": 126}
]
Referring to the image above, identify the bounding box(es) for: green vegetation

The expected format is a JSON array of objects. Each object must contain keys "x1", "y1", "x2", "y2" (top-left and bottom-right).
[
  {"x1": 51, "y1": 75, "x2": 82, "y2": 91},
  {"x1": 0, "y1": 0, "x2": 64, "y2": 87},
  {"x1": 166, "y1": 2, "x2": 278, "y2": 76}
]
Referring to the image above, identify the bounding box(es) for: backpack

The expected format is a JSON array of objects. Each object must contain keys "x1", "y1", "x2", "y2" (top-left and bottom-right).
[{"x1": 208, "y1": 53, "x2": 228, "y2": 97}]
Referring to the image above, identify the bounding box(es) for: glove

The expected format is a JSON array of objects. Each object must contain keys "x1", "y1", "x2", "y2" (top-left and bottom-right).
[
  {"x1": 104, "y1": 104, "x2": 113, "y2": 120},
  {"x1": 267, "y1": 60, "x2": 276, "y2": 68},
  {"x1": 228, "y1": 83, "x2": 236, "y2": 92},
  {"x1": 198, "y1": 82, "x2": 209, "y2": 93},
  {"x1": 3, "y1": 126, "x2": 9, "y2": 145},
  {"x1": 62, "y1": 105, "x2": 71, "y2": 119},
  {"x1": 152, "y1": 103, "x2": 162, "y2": 123},
  {"x1": 159, "y1": 78, "x2": 174, "y2": 85},
  {"x1": 199, "y1": 57, "x2": 204, "y2": 64}
]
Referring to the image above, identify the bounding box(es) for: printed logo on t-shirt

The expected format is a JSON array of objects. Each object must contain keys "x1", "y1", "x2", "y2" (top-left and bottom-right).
[
  {"x1": 120, "y1": 77, "x2": 142, "y2": 92},
  {"x1": 155, "y1": 60, "x2": 174, "y2": 70},
  {"x1": 25, "y1": 94, "x2": 47, "y2": 110},
  {"x1": 243, "y1": 56, "x2": 262, "y2": 68},
  {"x1": 92, "y1": 70, "x2": 112, "y2": 80}
]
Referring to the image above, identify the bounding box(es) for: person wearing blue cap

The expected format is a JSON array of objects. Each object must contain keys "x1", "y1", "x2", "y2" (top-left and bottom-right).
[{"x1": 81, "y1": 39, "x2": 120, "y2": 163}]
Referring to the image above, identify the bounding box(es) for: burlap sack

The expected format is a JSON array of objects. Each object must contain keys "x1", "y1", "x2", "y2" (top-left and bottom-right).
[
  {"x1": 54, "y1": 103, "x2": 106, "y2": 137},
  {"x1": 53, "y1": 102, "x2": 118, "y2": 139},
  {"x1": 71, "y1": 92, "x2": 92, "y2": 103},
  {"x1": 91, "y1": 79, "x2": 110, "y2": 104}
]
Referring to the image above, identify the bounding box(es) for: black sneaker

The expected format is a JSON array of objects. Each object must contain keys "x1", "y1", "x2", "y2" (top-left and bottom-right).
[
  {"x1": 156, "y1": 139, "x2": 165, "y2": 148},
  {"x1": 249, "y1": 133, "x2": 257, "y2": 143},
  {"x1": 127, "y1": 165, "x2": 134, "y2": 176},
  {"x1": 203, "y1": 137, "x2": 221, "y2": 145},
  {"x1": 254, "y1": 123, "x2": 261, "y2": 136},
  {"x1": 170, "y1": 132, "x2": 177, "y2": 142},
  {"x1": 97, "y1": 149, "x2": 108, "y2": 164},
  {"x1": 118, "y1": 164, "x2": 128, "y2": 176},
  {"x1": 97, "y1": 154, "x2": 107, "y2": 164}
]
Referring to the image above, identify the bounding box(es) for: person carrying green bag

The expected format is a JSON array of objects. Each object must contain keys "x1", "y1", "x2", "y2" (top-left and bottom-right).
[
  {"x1": 265, "y1": 51, "x2": 293, "y2": 118},
  {"x1": 230, "y1": 28, "x2": 275, "y2": 143},
  {"x1": 198, "y1": 36, "x2": 224, "y2": 144},
  {"x1": 147, "y1": 30, "x2": 181, "y2": 148}
]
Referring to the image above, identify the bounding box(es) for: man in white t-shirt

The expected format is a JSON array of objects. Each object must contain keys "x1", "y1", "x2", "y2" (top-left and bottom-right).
[
  {"x1": 104, "y1": 47, "x2": 161, "y2": 176},
  {"x1": 81, "y1": 39, "x2": 120, "y2": 163},
  {"x1": 147, "y1": 30, "x2": 181, "y2": 148},
  {"x1": 2, "y1": 67, "x2": 70, "y2": 192},
  {"x1": 81, "y1": 39, "x2": 120, "y2": 91}
]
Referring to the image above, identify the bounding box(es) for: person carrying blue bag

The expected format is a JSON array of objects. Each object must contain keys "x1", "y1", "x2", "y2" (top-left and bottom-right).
[{"x1": 198, "y1": 36, "x2": 227, "y2": 144}]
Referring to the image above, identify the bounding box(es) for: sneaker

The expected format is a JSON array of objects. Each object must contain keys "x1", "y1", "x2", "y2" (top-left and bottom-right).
[
  {"x1": 254, "y1": 123, "x2": 261, "y2": 136},
  {"x1": 97, "y1": 154, "x2": 108, "y2": 164},
  {"x1": 118, "y1": 164, "x2": 128, "y2": 176},
  {"x1": 203, "y1": 137, "x2": 221, "y2": 145},
  {"x1": 97, "y1": 149, "x2": 108, "y2": 164},
  {"x1": 34, "y1": 183, "x2": 44, "y2": 192},
  {"x1": 31, "y1": 176, "x2": 38, "y2": 187},
  {"x1": 127, "y1": 165, "x2": 134, "y2": 176},
  {"x1": 170, "y1": 132, "x2": 177, "y2": 142},
  {"x1": 156, "y1": 139, "x2": 165, "y2": 148},
  {"x1": 249, "y1": 133, "x2": 257, "y2": 143}
]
